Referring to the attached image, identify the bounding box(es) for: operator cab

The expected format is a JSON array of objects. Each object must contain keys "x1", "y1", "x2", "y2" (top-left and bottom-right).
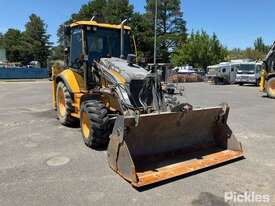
[
  {"x1": 64, "y1": 20, "x2": 137, "y2": 90},
  {"x1": 64, "y1": 20, "x2": 136, "y2": 70}
]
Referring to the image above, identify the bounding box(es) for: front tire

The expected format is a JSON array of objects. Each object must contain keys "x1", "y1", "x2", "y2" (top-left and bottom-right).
[
  {"x1": 56, "y1": 81, "x2": 76, "y2": 125},
  {"x1": 80, "y1": 100, "x2": 111, "y2": 149},
  {"x1": 267, "y1": 77, "x2": 275, "y2": 98}
]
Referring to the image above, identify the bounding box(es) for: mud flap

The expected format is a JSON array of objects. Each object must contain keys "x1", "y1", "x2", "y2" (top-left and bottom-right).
[{"x1": 107, "y1": 105, "x2": 243, "y2": 187}]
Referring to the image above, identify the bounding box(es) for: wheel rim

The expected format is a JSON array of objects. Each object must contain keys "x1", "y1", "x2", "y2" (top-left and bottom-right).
[
  {"x1": 58, "y1": 87, "x2": 66, "y2": 117},
  {"x1": 269, "y1": 80, "x2": 275, "y2": 96},
  {"x1": 81, "y1": 111, "x2": 90, "y2": 139}
]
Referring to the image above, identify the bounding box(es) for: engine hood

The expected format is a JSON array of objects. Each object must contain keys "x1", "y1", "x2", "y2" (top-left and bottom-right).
[{"x1": 100, "y1": 57, "x2": 149, "y2": 83}]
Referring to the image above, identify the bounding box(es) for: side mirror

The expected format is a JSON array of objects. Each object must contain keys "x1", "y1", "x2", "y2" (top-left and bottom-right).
[
  {"x1": 127, "y1": 54, "x2": 136, "y2": 66},
  {"x1": 64, "y1": 47, "x2": 70, "y2": 67}
]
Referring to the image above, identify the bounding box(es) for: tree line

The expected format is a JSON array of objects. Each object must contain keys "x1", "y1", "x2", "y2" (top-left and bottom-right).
[
  {"x1": 227, "y1": 37, "x2": 270, "y2": 61},
  {"x1": 0, "y1": 0, "x2": 272, "y2": 69},
  {"x1": 0, "y1": 14, "x2": 51, "y2": 67}
]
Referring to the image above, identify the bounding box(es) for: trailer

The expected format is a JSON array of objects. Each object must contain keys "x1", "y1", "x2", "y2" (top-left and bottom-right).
[{"x1": 207, "y1": 62, "x2": 239, "y2": 84}]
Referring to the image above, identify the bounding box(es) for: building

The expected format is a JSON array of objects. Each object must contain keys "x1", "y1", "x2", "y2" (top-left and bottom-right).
[{"x1": 0, "y1": 48, "x2": 7, "y2": 63}]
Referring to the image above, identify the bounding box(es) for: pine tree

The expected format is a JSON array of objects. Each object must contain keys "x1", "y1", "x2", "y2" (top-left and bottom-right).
[
  {"x1": 72, "y1": 0, "x2": 107, "y2": 22},
  {"x1": 145, "y1": 0, "x2": 187, "y2": 62},
  {"x1": 254, "y1": 37, "x2": 269, "y2": 53},
  {"x1": 3, "y1": 29, "x2": 22, "y2": 62},
  {"x1": 57, "y1": 0, "x2": 107, "y2": 50},
  {"x1": 172, "y1": 31, "x2": 227, "y2": 69},
  {"x1": 129, "y1": 13, "x2": 152, "y2": 62},
  {"x1": 103, "y1": 0, "x2": 134, "y2": 24},
  {"x1": 21, "y1": 14, "x2": 51, "y2": 66}
]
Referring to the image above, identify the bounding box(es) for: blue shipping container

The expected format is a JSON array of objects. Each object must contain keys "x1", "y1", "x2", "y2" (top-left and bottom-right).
[{"x1": 0, "y1": 67, "x2": 48, "y2": 79}]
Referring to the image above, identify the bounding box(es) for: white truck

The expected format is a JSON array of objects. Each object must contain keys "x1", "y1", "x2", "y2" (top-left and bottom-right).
[{"x1": 235, "y1": 62, "x2": 263, "y2": 86}]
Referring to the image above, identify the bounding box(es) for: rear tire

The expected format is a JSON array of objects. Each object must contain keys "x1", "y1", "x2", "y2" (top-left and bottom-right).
[
  {"x1": 239, "y1": 83, "x2": 243, "y2": 86},
  {"x1": 80, "y1": 100, "x2": 111, "y2": 149},
  {"x1": 56, "y1": 81, "x2": 77, "y2": 125},
  {"x1": 267, "y1": 77, "x2": 275, "y2": 98}
]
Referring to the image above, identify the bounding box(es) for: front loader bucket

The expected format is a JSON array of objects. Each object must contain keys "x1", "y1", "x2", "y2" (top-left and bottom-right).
[{"x1": 107, "y1": 105, "x2": 243, "y2": 187}]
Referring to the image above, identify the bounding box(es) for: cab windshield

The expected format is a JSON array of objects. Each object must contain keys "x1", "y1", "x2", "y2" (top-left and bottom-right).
[
  {"x1": 86, "y1": 28, "x2": 133, "y2": 62},
  {"x1": 237, "y1": 64, "x2": 256, "y2": 74}
]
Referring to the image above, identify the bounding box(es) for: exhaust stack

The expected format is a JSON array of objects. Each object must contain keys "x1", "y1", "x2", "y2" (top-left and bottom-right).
[{"x1": 120, "y1": 19, "x2": 127, "y2": 59}]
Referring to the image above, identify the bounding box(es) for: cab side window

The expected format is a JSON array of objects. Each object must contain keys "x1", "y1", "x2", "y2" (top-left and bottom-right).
[{"x1": 70, "y1": 29, "x2": 82, "y2": 69}]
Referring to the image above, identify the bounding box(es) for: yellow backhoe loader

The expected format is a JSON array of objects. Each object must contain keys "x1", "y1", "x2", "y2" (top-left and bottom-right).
[
  {"x1": 52, "y1": 20, "x2": 243, "y2": 187},
  {"x1": 260, "y1": 41, "x2": 275, "y2": 98}
]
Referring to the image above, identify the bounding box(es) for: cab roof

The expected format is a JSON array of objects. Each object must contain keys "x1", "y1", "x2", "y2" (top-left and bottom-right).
[{"x1": 70, "y1": 20, "x2": 131, "y2": 30}]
